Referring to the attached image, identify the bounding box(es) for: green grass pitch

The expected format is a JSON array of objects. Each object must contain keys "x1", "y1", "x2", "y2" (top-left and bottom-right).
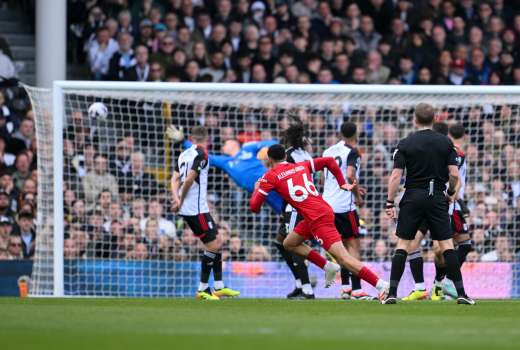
[{"x1": 1, "y1": 298, "x2": 519, "y2": 350}]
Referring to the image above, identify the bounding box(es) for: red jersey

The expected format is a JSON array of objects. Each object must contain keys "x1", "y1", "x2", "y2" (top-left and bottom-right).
[{"x1": 250, "y1": 157, "x2": 346, "y2": 222}]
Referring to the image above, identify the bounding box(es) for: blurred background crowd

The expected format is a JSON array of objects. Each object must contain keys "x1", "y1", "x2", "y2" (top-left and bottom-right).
[{"x1": 1, "y1": 0, "x2": 520, "y2": 263}]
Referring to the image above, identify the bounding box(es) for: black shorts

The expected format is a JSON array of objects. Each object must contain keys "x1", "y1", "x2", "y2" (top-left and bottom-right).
[
  {"x1": 396, "y1": 189, "x2": 452, "y2": 241},
  {"x1": 418, "y1": 220, "x2": 429, "y2": 235},
  {"x1": 278, "y1": 210, "x2": 303, "y2": 237},
  {"x1": 334, "y1": 211, "x2": 360, "y2": 240},
  {"x1": 418, "y1": 210, "x2": 469, "y2": 236},
  {"x1": 451, "y1": 210, "x2": 469, "y2": 235},
  {"x1": 181, "y1": 213, "x2": 218, "y2": 244}
]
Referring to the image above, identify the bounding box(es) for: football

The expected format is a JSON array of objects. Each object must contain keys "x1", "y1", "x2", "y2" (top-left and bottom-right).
[{"x1": 87, "y1": 102, "x2": 108, "y2": 120}]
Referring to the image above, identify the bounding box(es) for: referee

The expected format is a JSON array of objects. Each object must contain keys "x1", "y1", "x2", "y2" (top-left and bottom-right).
[{"x1": 383, "y1": 103, "x2": 475, "y2": 305}]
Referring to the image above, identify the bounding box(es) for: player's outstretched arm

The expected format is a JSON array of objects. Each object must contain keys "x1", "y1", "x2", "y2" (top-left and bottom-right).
[
  {"x1": 249, "y1": 176, "x2": 274, "y2": 213},
  {"x1": 311, "y1": 157, "x2": 347, "y2": 187},
  {"x1": 208, "y1": 154, "x2": 233, "y2": 170}
]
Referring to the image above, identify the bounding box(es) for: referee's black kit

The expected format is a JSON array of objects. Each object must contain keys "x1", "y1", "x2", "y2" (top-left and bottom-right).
[{"x1": 393, "y1": 129, "x2": 458, "y2": 241}]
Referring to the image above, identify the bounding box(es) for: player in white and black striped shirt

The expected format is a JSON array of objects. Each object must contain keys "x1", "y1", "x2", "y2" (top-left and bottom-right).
[
  {"x1": 322, "y1": 122, "x2": 373, "y2": 300},
  {"x1": 171, "y1": 126, "x2": 239, "y2": 300},
  {"x1": 275, "y1": 123, "x2": 315, "y2": 299}
]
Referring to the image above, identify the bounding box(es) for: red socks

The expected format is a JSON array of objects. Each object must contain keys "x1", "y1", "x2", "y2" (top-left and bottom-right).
[
  {"x1": 358, "y1": 266, "x2": 379, "y2": 287},
  {"x1": 307, "y1": 250, "x2": 327, "y2": 269}
]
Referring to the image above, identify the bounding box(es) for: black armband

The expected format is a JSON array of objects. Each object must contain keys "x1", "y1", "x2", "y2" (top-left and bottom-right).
[
  {"x1": 386, "y1": 200, "x2": 395, "y2": 209},
  {"x1": 447, "y1": 188, "x2": 456, "y2": 196}
]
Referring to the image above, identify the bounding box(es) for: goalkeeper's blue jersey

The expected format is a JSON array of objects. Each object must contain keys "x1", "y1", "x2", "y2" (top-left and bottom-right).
[{"x1": 182, "y1": 140, "x2": 283, "y2": 213}]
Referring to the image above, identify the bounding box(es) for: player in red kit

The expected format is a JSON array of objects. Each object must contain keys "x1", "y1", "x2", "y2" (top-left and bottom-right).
[{"x1": 250, "y1": 144, "x2": 389, "y2": 301}]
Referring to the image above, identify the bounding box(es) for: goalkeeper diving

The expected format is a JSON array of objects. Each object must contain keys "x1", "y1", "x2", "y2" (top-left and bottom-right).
[{"x1": 167, "y1": 125, "x2": 284, "y2": 213}]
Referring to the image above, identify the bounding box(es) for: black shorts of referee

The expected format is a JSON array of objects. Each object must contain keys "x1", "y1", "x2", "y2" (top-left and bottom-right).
[{"x1": 397, "y1": 189, "x2": 452, "y2": 241}]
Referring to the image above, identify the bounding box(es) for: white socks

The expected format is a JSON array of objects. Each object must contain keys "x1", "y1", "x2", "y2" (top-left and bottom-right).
[
  {"x1": 415, "y1": 282, "x2": 426, "y2": 291},
  {"x1": 295, "y1": 279, "x2": 302, "y2": 289},
  {"x1": 324, "y1": 261, "x2": 340, "y2": 272},
  {"x1": 214, "y1": 281, "x2": 224, "y2": 290},
  {"x1": 302, "y1": 283, "x2": 314, "y2": 295},
  {"x1": 376, "y1": 279, "x2": 389, "y2": 292},
  {"x1": 198, "y1": 282, "x2": 209, "y2": 291}
]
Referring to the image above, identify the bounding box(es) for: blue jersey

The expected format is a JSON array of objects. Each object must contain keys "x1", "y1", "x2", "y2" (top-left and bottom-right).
[{"x1": 182, "y1": 140, "x2": 283, "y2": 213}]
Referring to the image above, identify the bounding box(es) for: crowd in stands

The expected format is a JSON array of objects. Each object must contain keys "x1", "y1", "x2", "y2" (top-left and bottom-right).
[
  {"x1": 0, "y1": 82, "x2": 37, "y2": 260},
  {"x1": 1, "y1": 0, "x2": 520, "y2": 263},
  {"x1": 69, "y1": 0, "x2": 520, "y2": 85}
]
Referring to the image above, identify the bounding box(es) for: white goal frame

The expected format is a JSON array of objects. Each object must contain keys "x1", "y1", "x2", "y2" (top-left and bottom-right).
[{"x1": 50, "y1": 81, "x2": 520, "y2": 297}]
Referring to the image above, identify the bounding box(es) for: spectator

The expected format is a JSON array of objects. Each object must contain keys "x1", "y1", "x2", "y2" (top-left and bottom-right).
[
  {"x1": 481, "y1": 233, "x2": 514, "y2": 262},
  {"x1": 466, "y1": 47, "x2": 491, "y2": 84},
  {"x1": 125, "y1": 45, "x2": 150, "y2": 81},
  {"x1": 0, "y1": 48, "x2": 16, "y2": 80},
  {"x1": 11, "y1": 118, "x2": 35, "y2": 154},
  {"x1": 199, "y1": 51, "x2": 226, "y2": 82},
  {"x1": 352, "y1": 15, "x2": 381, "y2": 53},
  {"x1": 127, "y1": 242, "x2": 149, "y2": 260},
  {"x1": 83, "y1": 154, "x2": 119, "y2": 210},
  {"x1": 15, "y1": 210, "x2": 35, "y2": 258},
  {"x1": 150, "y1": 36, "x2": 175, "y2": 71},
  {"x1": 149, "y1": 61, "x2": 165, "y2": 81},
  {"x1": 12, "y1": 152, "x2": 32, "y2": 191},
  {"x1": 228, "y1": 235, "x2": 245, "y2": 261},
  {"x1": 87, "y1": 27, "x2": 119, "y2": 80},
  {"x1": 107, "y1": 32, "x2": 136, "y2": 80},
  {"x1": 119, "y1": 151, "x2": 160, "y2": 200},
  {"x1": 6, "y1": 234, "x2": 22, "y2": 259},
  {"x1": 366, "y1": 50, "x2": 390, "y2": 84},
  {"x1": 136, "y1": 19, "x2": 154, "y2": 50},
  {"x1": 0, "y1": 216, "x2": 12, "y2": 250},
  {"x1": 373, "y1": 239, "x2": 388, "y2": 262},
  {"x1": 0, "y1": 136, "x2": 15, "y2": 170},
  {"x1": 64, "y1": 237, "x2": 80, "y2": 258},
  {"x1": 247, "y1": 244, "x2": 271, "y2": 262},
  {"x1": 396, "y1": 55, "x2": 415, "y2": 84},
  {"x1": 139, "y1": 200, "x2": 176, "y2": 238}
]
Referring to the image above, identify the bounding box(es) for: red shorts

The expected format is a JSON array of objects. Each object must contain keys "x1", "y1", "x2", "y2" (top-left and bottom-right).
[
  {"x1": 293, "y1": 213, "x2": 342, "y2": 250},
  {"x1": 451, "y1": 210, "x2": 469, "y2": 235}
]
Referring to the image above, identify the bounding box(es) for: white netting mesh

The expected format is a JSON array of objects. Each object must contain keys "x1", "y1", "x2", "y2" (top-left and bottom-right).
[
  {"x1": 25, "y1": 84, "x2": 520, "y2": 297},
  {"x1": 24, "y1": 86, "x2": 55, "y2": 295}
]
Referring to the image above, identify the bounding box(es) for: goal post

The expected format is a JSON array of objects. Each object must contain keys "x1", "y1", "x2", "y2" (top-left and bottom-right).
[{"x1": 25, "y1": 82, "x2": 520, "y2": 298}]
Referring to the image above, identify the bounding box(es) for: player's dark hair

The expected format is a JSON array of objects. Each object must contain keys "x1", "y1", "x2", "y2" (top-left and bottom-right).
[
  {"x1": 283, "y1": 123, "x2": 306, "y2": 149},
  {"x1": 449, "y1": 123, "x2": 465, "y2": 139},
  {"x1": 432, "y1": 122, "x2": 448, "y2": 136},
  {"x1": 267, "y1": 144, "x2": 286, "y2": 161},
  {"x1": 191, "y1": 126, "x2": 208, "y2": 142},
  {"x1": 340, "y1": 122, "x2": 357, "y2": 138},
  {"x1": 414, "y1": 103, "x2": 435, "y2": 125}
]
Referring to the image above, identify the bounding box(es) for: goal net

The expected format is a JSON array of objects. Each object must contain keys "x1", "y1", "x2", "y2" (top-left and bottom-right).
[{"x1": 25, "y1": 83, "x2": 520, "y2": 298}]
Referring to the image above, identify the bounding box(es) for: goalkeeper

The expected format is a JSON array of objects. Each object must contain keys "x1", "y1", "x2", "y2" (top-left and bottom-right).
[{"x1": 167, "y1": 125, "x2": 284, "y2": 214}]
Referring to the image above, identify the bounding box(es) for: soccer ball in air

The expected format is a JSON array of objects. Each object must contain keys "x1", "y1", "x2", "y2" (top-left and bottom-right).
[{"x1": 88, "y1": 102, "x2": 108, "y2": 120}]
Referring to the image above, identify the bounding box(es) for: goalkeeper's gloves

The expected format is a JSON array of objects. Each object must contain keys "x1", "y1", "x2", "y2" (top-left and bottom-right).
[{"x1": 166, "y1": 125, "x2": 184, "y2": 142}]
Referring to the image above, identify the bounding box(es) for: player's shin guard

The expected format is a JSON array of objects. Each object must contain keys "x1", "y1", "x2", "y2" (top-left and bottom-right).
[
  {"x1": 274, "y1": 241, "x2": 299, "y2": 280},
  {"x1": 213, "y1": 253, "x2": 224, "y2": 290},
  {"x1": 293, "y1": 254, "x2": 311, "y2": 285},
  {"x1": 443, "y1": 249, "x2": 467, "y2": 297},
  {"x1": 351, "y1": 274, "x2": 362, "y2": 291},
  {"x1": 341, "y1": 268, "x2": 350, "y2": 286},
  {"x1": 457, "y1": 240, "x2": 472, "y2": 266},
  {"x1": 408, "y1": 250, "x2": 425, "y2": 290},
  {"x1": 389, "y1": 249, "x2": 408, "y2": 297},
  {"x1": 200, "y1": 250, "x2": 216, "y2": 290},
  {"x1": 434, "y1": 262, "x2": 447, "y2": 283}
]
